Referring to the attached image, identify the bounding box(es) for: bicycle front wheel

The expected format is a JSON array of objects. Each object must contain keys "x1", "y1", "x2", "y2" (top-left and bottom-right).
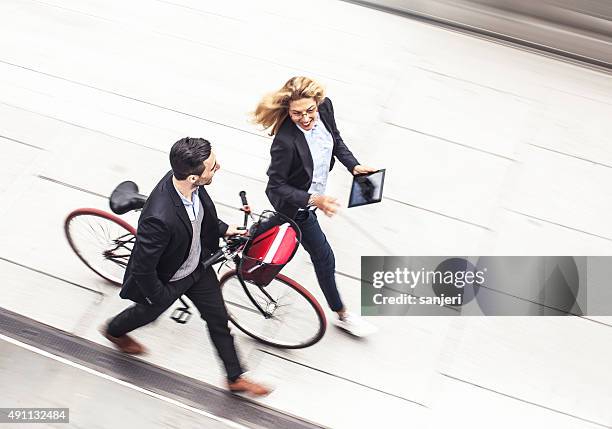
[
  {"x1": 219, "y1": 270, "x2": 326, "y2": 349},
  {"x1": 65, "y1": 208, "x2": 136, "y2": 286}
]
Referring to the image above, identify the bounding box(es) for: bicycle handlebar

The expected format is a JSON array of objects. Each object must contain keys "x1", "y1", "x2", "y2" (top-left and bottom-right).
[
  {"x1": 202, "y1": 248, "x2": 225, "y2": 270},
  {"x1": 201, "y1": 191, "x2": 255, "y2": 270},
  {"x1": 239, "y1": 191, "x2": 250, "y2": 228}
]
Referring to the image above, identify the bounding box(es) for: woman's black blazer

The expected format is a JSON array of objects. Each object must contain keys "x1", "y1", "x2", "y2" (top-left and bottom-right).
[{"x1": 265, "y1": 97, "x2": 359, "y2": 218}]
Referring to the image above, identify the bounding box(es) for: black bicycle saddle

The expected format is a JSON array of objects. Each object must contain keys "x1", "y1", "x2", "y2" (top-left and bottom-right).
[{"x1": 109, "y1": 181, "x2": 147, "y2": 215}]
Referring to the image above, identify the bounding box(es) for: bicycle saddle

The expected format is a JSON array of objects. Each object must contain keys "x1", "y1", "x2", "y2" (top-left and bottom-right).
[{"x1": 109, "y1": 181, "x2": 147, "y2": 215}]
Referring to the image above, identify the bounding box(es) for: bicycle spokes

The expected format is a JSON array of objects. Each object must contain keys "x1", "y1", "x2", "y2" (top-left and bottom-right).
[
  {"x1": 220, "y1": 271, "x2": 326, "y2": 348},
  {"x1": 65, "y1": 209, "x2": 136, "y2": 285}
]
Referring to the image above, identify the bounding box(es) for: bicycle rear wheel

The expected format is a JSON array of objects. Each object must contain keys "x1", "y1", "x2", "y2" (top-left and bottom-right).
[
  {"x1": 65, "y1": 208, "x2": 135, "y2": 286},
  {"x1": 219, "y1": 270, "x2": 326, "y2": 349}
]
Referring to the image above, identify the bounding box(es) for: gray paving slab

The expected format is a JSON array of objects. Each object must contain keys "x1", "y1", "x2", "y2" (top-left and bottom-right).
[
  {"x1": 437, "y1": 316, "x2": 612, "y2": 426},
  {"x1": 429, "y1": 372, "x2": 606, "y2": 429}
]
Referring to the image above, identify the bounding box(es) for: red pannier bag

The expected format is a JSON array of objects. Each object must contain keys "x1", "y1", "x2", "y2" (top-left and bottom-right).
[{"x1": 239, "y1": 212, "x2": 300, "y2": 286}]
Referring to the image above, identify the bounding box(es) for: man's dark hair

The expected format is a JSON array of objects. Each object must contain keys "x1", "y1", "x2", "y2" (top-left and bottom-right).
[{"x1": 170, "y1": 137, "x2": 212, "y2": 180}]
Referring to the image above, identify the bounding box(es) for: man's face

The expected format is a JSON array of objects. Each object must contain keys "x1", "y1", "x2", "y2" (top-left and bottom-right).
[
  {"x1": 189, "y1": 151, "x2": 220, "y2": 186},
  {"x1": 288, "y1": 97, "x2": 318, "y2": 131}
]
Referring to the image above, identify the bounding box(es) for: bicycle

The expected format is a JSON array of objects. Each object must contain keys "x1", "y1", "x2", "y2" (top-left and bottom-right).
[{"x1": 64, "y1": 181, "x2": 327, "y2": 349}]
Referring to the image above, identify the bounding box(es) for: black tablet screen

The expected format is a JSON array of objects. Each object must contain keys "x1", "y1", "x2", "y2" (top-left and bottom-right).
[{"x1": 348, "y1": 169, "x2": 385, "y2": 208}]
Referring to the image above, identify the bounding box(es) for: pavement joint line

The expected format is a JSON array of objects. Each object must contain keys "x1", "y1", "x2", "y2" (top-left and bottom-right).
[
  {"x1": 383, "y1": 121, "x2": 517, "y2": 162},
  {"x1": 0, "y1": 100, "x2": 166, "y2": 153},
  {"x1": 0, "y1": 256, "x2": 104, "y2": 296},
  {"x1": 257, "y1": 348, "x2": 428, "y2": 408},
  {"x1": 0, "y1": 333, "x2": 250, "y2": 429},
  {"x1": 0, "y1": 59, "x2": 270, "y2": 139},
  {"x1": 410, "y1": 65, "x2": 540, "y2": 102},
  {"x1": 539, "y1": 86, "x2": 612, "y2": 108},
  {"x1": 333, "y1": 210, "x2": 396, "y2": 255},
  {"x1": 504, "y1": 208, "x2": 612, "y2": 242},
  {"x1": 35, "y1": 174, "x2": 246, "y2": 213},
  {"x1": 302, "y1": 263, "x2": 365, "y2": 284},
  {"x1": 0, "y1": 134, "x2": 46, "y2": 150},
  {"x1": 579, "y1": 317, "x2": 612, "y2": 329},
  {"x1": 439, "y1": 372, "x2": 612, "y2": 428},
  {"x1": 152, "y1": 0, "x2": 246, "y2": 22},
  {"x1": 37, "y1": 175, "x2": 109, "y2": 199},
  {"x1": 330, "y1": 268, "x2": 361, "y2": 282},
  {"x1": 528, "y1": 143, "x2": 612, "y2": 169},
  {"x1": 385, "y1": 196, "x2": 493, "y2": 231}
]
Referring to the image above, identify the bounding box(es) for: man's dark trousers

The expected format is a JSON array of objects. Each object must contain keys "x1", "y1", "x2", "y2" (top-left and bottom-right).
[{"x1": 107, "y1": 264, "x2": 244, "y2": 381}]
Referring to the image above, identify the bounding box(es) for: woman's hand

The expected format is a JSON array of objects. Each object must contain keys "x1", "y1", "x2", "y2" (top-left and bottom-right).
[
  {"x1": 311, "y1": 194, "x2": 340, "y2": 217},
  {"x1": 352, "y1": 164, "x2": 378, "y2": 175}
]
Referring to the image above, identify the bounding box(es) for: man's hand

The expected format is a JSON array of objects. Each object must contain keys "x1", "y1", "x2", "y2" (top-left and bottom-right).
[
  {"x1": 147, "y1": 284, "x2": 176, "y2": 307},
  {"x1": 225, "y1": 224, "x2": 248, "y2": 236},
  {"x1": 311, "y1": 194, "x2": 340, "y2": 217},
  {"x1": 352, "y1": 164, "x2": 378, "y2": 175}
]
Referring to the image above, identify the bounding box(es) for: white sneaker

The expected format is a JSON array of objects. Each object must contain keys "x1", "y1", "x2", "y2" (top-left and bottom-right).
[{"x1": 334, "y1": 312, "x2": 378, "y2": 337}]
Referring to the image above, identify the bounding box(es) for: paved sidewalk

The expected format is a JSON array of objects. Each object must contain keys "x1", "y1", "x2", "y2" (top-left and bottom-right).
[{"x1": 0, "y1": 1, "x2": 611, "y2": 428}]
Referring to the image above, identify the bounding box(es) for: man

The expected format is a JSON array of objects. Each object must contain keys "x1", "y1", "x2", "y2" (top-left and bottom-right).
[
  {"x1": 102, "y1": 137, "x2": 269, "y2": 396},
  {"x1": 253, "y1": 76, "x2": 377, "y2": 337}
]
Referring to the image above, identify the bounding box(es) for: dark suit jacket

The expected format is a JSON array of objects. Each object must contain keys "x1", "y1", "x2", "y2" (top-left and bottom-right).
[
  {"x1": 120, "y1": 171, "x2": 228, "y2": 305},
  {"x1": 265, "y1": 97, "x2": 359, "y2": 218}
]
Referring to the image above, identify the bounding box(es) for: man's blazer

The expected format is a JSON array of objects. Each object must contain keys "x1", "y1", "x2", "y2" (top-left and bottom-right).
[
  {"x1": 265, "y1": 97, "x2": 359, "y2": 218},
  {"x1": 120, "y1": 171, "x2": 228, "y2": 305}
]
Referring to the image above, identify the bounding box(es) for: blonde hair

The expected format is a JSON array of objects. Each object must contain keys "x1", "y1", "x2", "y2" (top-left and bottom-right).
[{"x1": 252, "y1": 76, "x2": 326, "y2": 136}]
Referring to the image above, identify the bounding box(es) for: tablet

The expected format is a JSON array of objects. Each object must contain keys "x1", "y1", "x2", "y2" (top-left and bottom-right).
[{"x1": 348, "y1": 169, "x2": 386, "y2": 208}]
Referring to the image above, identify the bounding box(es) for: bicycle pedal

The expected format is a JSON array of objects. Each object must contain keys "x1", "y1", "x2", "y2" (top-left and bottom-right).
[{"x1": 171, "y1": 307, "x2": 192, "y2": 324}]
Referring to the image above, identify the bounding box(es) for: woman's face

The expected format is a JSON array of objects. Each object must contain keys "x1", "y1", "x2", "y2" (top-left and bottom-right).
[{"x1": 288, "y1": 97, "x2": 318, "y2": 131}]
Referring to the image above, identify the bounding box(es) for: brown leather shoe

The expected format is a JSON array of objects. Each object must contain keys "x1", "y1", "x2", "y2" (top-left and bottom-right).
[
  {"x1": 100, "y1": 326, "x2": 146, "y2": 355},
  {"x1": 227, "y1": 377, "x2": 272, "y2": 397}
]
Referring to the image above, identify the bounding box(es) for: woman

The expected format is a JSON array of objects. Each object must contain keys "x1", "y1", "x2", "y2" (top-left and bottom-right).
[{"x1": 253, "y1": 76, "x2": 377, "y2": 337}]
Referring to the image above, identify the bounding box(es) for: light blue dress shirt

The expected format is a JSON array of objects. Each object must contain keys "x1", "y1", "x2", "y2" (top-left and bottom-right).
[
  {"x1": 296, "y1": 114, "x2": 334, "y2": 196},
  {"x1": 174, "y1": 186, "x2": 200, "y2": 221}
]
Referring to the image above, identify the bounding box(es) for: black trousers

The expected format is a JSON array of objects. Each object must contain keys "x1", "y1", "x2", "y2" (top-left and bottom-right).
[{"x1": 107, "y1": 264, "x2": 244, "y2": 381}]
